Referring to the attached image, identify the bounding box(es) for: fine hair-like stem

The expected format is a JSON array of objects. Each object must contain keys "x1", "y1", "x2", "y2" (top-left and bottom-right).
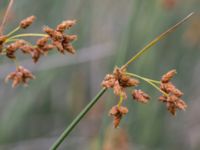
[{"x1": 121, "y1": 12, "x2": 194, "y2": 69}]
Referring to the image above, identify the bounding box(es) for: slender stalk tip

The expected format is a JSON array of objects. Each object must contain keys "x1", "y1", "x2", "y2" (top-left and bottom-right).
[{"x1": 122, "y1": 12, "x2": 194, "y2": 69}]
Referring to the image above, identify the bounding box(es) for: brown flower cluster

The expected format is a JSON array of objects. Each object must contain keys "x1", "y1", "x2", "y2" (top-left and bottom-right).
[
  {"x1": 102, "y1": 67, "x2": 150, "y2": 127},
  {"x1": 109, "y1": 105, "x2": 128, "y2": 128},
  {"x1": 102, "y1": 67, "x2": 140, "y2": 99},
  {"x1": 102, "y1": 68, "x2": 187, "y2": 127},
  {"x1": 0, "y1": 15, "x2": 77, "y2": 87},
  {"x1": 159, "y1": 70, "x2": 187, "y2": 115},
  {"x1": 5, "y1": 66, "x2": 35, "y2": 88},
  {"x1": 43, "y1": 20, "x2": 77, "y2": 54}
]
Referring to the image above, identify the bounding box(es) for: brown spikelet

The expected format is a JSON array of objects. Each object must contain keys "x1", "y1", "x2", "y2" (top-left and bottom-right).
[
  {"x1": 63, "y1": 43, "x2": 76, "y2": 54},
  {"x1": 36, "y1": 36, "x2": 49, "y2": 48},
  {"x1": 20, "y1": 16, "x2": 36, "y2": 29},
  {"x1": 56, "y1": 20, "x2": 77, "y2": 32},
  {"x1": 160, "y1": 82, "x2": 183, "y2": 97},
  {"x1": 63, "y1": 35, "x2": 77, "y2": 43},
  {"x1": 43, "y1": 26, "x2": 54, "y2": 36},
  {"x1": 6, "y1": 40, "x2": 26, "y2": 58},
  {"x1": 109, "y1": 105, "x2": 128, "y2": 128},
  {"x1": 132, "y1": 89, "x2": 150, "y2": 103},
  {"x1": 161, "y1": 69, "x2": 176, "y2": 83},
  {"x1": 20, "y1": 45, "x2": 34, "y2": 54},
  {"x1": 101, "y1": 74, "x2": 116, "y2": 88},
  {"x1": 53, "y1": 41, "x2": 64, "y2": 53},
  {"x1": 5, "y1": 66, "x2": 35, "y2": 88},
  {"x1": 113, "y1": 81, "x2": 127, "y2": 99}
]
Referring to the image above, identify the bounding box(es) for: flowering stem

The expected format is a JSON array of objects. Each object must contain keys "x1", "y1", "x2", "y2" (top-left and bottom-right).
[
  {"x1": 5, "y1": 38, "x2": 19, "y2": 43},
  {"x1": 126, "y1": 72, "x2": 168, "y2": 96},
  {"x1": 8, "y1": 33, "x2": 47, "y2": 39},
  {"x1": 121, "y1": 12, "x2": 194, "y2": 69},
  {"x1": 49, "y1": 13, "x2": 193, "y2": 150},
  {"x1": 49, "y1": 88, "x2": 107, "y2": 150},
  {"x1": 117, "y1": 95, "x2": 124, "y2": 107},
  {"x1": 6, "y1": 26, "x2": 20, "y2": 36},
  {"x1": 127, "y1": 73, "x2": 160, "y2": 84}
]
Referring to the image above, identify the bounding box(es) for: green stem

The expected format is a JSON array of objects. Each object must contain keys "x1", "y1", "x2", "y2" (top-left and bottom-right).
[
  {"x1": 6, "y1": 26, "x2": 20, "y2": 36},
  {"x1": 128, "y1": 72, "x2": 160, "y2": 84},
  {"x1": 126, "y1": 72, "x2": 168, "y2": 96},
  {"x1": 49, "y1": 88, "x2": 107, "y2": 150},
  {"x1": 5, "y1": 38, "x2": 19, "y2": 43},
  {"x1": 121, "y1": 12, "x2": 194, "y2": 69},
  {"x1": 117, "y1": 94, "x2": 124, "y2": 107},
  {"x1": 9, "y1": 33, "x2": 47, "y2": 39}
]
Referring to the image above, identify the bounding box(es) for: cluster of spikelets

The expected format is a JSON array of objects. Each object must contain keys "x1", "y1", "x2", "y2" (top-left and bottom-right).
[
  {"x1": 159, "y1": 69, "x2": 187, "y2": 115},
  {"x1": 0, "y1": 16, "x2": 77, "y2": 88},
  {"x1": 102, "y1": 67, "x2": 187, "y2": 128}
]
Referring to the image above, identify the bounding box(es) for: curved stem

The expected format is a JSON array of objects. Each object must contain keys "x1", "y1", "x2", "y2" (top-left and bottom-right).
[
  {"x1": 49, "y1": 88, "x2": 107, "y2": 150},
  {"x1": 9, "y1": 33, "x2": 47, "y2": 39},
  {"x1": 5, "y1": 38, "x2": 19, "y2": 43},
  {"x1": 121, "y1": 12, "x2": 194, "y2": 69},
  {"x1": 126, "y1": 72, "x2": 168, "y2": 96},
  {"x1": 6, "y1": 26, "x2": 20, "y2": 37},
  {"x1": 127, "y1": 72, "x2": 160, "y2": 84}
]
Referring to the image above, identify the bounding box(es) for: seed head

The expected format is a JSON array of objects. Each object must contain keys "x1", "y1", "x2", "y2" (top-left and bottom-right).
[
  {"x1": 132, "y1": 89, "x2": 150, "y2": 103},
  {"x1": 56, "y1": 20, "x2": 77, "y2": 32},
  {"x1": 20, "y1": 16, "x2": 36, "y2": 29},
  {"x1": 5, "y1": 66, "x2": 35, "y2": 88},
  {"x1": 161, "y1": 69, "x2": 176, "y2": 83},
  {"x1": 109, "y1": 105, "x2": 128, "y2": 128}
]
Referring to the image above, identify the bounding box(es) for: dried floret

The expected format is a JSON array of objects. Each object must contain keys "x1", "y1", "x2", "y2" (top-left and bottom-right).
[{"x1": 20, "y1": 16, "x2": 36, "y2": 29}]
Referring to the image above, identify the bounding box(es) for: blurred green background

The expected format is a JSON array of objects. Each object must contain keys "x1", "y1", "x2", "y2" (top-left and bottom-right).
[{"x1": 0, "y1": 0, "x2": 200, "y2": 149}]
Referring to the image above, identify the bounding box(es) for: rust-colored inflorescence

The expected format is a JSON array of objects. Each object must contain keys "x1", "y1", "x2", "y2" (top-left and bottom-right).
[
  {"x1": 0, "y1": 13, "x2": 77, "y2": 87},
  {"x1": 20, "y1": 16, "x2": 36, "y2": 29},
  {"x1": 6, "y1": 40, "x2": 26, "y2": 59},
  {"x1": 159, "y1": 70, "x2": 187, "y2": 115},
  {"x1": 132, "y1": 89, "x2": 150, "y2": 104},
  {"x1": 109, "y1": 105, "x2": 128, "y2": 128},
  {"x1": 5, "y1": 66, "x2": 35, "y2": 88},
  {"x1": 102, "y1": 67, "x2": 187, "y2": 127},
  {"x1": 102, "y1": 67, "x2": 151, "y2": 127},
  {"x1": 43, "y1": 20, "x2": 77, "y2": 54},
  {"x1": 102, "y1": 67, "x2": 139, "y2": 99}
]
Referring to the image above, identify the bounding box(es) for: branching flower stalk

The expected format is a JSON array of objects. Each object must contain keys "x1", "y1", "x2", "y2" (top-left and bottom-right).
[
  {"x1": 0, "y1": 1, "x2": 78, "y2": 88},
  {"x1": 49, "y1": 13, "x2": 194, "y2": 150}
]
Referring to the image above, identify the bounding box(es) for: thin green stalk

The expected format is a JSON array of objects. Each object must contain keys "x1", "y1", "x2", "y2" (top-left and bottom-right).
[
  {"x1": 126, "y1": 72, "x2": 168, "y2": 96},
  {"x1": 127, "y1": 72, "x2": 160, "y2": 84},
  {"x1": 5, "y1": 38, "x2": 19, "y2": 43},
  {"x1": 49, "y1": 88, "x2": 107, "y2": 150},
  {"x1": 9, "y1": 33, "x2": 47, "y2": 39},
  {"x1": 117, "y1": 94, "x2": 124, "y2": 107},
  {"x1": 6, "y1": 26, "x2": 20, "y2": 36},
  {"x1": 121, "y1": 12, "x2": 194, "y2": 69}
]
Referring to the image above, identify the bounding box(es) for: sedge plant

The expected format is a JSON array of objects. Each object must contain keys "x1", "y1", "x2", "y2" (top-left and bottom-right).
[{"x1": 0, "y1": 1, "x2": 194, "y2": 150}]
